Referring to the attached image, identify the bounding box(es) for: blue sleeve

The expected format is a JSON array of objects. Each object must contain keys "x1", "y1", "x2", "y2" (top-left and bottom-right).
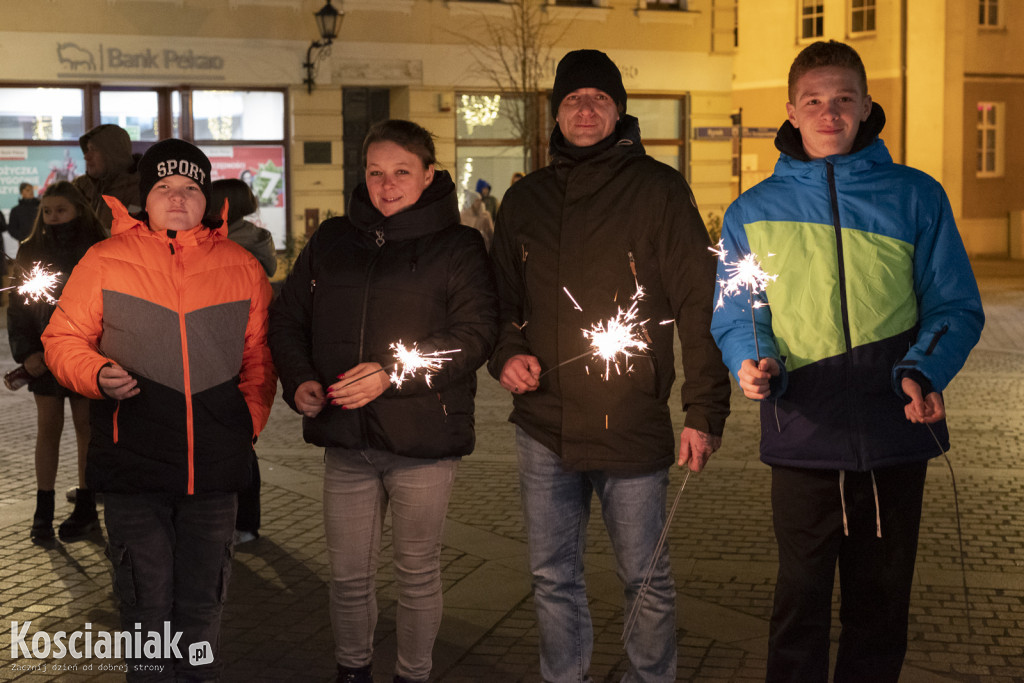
[{"x1": 892, "y1": 187, "x2": 984, "y2": 394}]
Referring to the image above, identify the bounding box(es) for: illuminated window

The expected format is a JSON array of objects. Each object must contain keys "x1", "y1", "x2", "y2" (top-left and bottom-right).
[
  {"x1": 800, "y1": 0, "x2": 824, "y2": 39},
  {"x1": 976, "y1": 102, "x2": 1004, "y2": 177},
  {"x1": 850, "y1": 0, "x2": 876, "y2": 33}
]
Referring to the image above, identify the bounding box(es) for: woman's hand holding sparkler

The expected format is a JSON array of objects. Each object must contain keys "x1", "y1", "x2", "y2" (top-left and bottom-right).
[
  {"x1": 328, "y1": 362, "x2": 390, "y2": 409},
  {"x1": 737, "y1": 358, "x2": 780, "y2": 400},
  {"x1": 294, "y1": 380, "x2": 327, "y2": 418},
  {"x1": 98, "y1": 364, "x2": 140, "y2": 400},
  {"x1": 901, "y1": 377, "x2": 945, "y2": 424},
  {"x1": 500, "y1": 354, "x2": 541, "y2": 395},
  {"x1": 677, "y1": 427, "x2": 722, "y2": 472}
]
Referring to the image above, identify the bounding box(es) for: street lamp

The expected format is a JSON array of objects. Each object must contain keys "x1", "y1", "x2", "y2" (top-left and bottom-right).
[{"x1": 303, "y1": 0, "x2": 343, "y2": 94}]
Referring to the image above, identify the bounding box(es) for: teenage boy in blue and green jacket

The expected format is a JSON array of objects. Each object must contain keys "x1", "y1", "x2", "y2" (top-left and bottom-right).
[{"x1": 711, "y1": 40, "x2": 984, "y2": 683}]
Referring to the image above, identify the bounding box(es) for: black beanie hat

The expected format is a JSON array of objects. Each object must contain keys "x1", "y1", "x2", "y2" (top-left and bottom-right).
[
  {"x1": 138, "y1": 138, "x2": 212, "y2": 209},
  {"x1": 550, "y1": 49, "x2": 627, "y2": 119}
]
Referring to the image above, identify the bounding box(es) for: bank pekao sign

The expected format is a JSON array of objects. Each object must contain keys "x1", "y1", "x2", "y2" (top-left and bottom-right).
[{"x1": 56, "y1": 41, "x2": 226, "y2": 80}]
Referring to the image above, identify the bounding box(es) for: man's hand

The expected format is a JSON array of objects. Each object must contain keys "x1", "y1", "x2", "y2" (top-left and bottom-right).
[
  {"x1": 500, "y1": 354, "x2": 542, "y2": 395},
  {"x1": 294, "y1": 380, "x2": 326, "y2": 418},
  {"x1": 737, "y1": 357, "x2": 780, "y2": 400},
  {"x1": 98, "y1": 364, "x2": 139, "y2": 400},
  {"x1": 902, "y1": 377, "x2": 945, "y2": 424},
  {"x1": 327, "y1": 362, "x2": 390, "y2": 410},
  {"x1": 24, "y1": 351, "x2": 47, "y2": 378},
  {"x1": 678, "y1": 427, "x2": 722, "y2": 472}
]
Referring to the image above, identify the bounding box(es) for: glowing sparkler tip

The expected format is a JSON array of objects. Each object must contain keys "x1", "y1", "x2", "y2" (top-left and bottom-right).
[
  {"x1": 388, "y1": 341, "x2": 461, "y2": 388},
  {"x1": 18, "y1": 263, "x2": 62, "y2": 304}
]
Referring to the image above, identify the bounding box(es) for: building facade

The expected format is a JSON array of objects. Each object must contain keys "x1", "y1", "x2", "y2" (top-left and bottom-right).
[
  {"x1": 0, "y1": 0, "x2": 737, "y2": 270},
  {"x1": 732, "y1": 0, "x2": 1024, "y2": 257}
]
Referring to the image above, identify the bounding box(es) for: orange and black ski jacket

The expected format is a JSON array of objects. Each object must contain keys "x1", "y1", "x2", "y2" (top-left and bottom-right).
[{"x1": 42, "y1": 197, "x2": 277, "y2": 495}]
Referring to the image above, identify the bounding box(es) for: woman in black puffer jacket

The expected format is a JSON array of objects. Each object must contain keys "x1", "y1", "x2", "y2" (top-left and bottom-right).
[{"x1": 268, "y1": 120, "x2": 497, "y2": 683}]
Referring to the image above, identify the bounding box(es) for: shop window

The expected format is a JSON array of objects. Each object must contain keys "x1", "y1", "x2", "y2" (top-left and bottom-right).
[
  {"x1": 0, "y1": 87, "x2": 85, "y2": 141},
  {"x1": 192, "y1": 90, "x2": 284, "y2": 141},
  {"x1": 850, "y1": 0, "x2": 876, "y2": 34},
  {"x1": 800, "y1": 0, "x2": 824, "y2": 40},
  {"x1": 456, "y1": 93, "x2": 533, "y2": 208},
  {"x1": 628, "y1": 95, "x2": 688, "y2": 175},
  {"x1": 100, "y1": 90, "x2": 160, "y2": 140},
  {"x1": 976, "y1": 102, "x2": 1004, "y2": 177}
]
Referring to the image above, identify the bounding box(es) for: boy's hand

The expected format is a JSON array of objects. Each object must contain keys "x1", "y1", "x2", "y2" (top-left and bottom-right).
[
  {"x1": 738, "y1": 358, "x2": 780, "y2": 400},
  {"x1": 902, "y1": 377, "x2": 945, "y2": 424}
]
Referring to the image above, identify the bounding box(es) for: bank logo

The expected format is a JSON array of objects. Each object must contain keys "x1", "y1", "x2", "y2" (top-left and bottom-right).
[
  {"x1": 57, "y1": 43, "x2": 97, "y2": 72},
  {"x1": 188, "y1": 642, "x2": 213, "y2": 666}
]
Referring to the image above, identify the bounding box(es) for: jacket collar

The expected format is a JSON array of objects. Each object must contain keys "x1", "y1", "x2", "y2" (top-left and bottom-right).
[
  {"x1": 104, "y1": 195, "x2": 228, "y2": 245},
  {"x1": 347, "y1": 170, "x2": 460, "y2": 242},
  {"x1": 549, "y1": 114, "x2": 646, "y2": 168}
]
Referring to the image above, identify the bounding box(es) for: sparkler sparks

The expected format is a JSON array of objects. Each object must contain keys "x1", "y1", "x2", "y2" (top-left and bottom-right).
[
  {"x1": 710, "y1": 240, "x2": 777, "y2": 360},
  {"x1": 541, "y1": 287, "x2": 651, "y2": 381},
  {"x1": 387, "y1": 341, "x2": 461, "y2": 389},
  {"x1": 0, "y1": 263, "x2": 62, "y2": 304}
]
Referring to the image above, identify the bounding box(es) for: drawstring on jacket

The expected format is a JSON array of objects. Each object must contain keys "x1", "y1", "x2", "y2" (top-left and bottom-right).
[{"x1": 838, "y1": 470, "x2": 882, "y2": 538}]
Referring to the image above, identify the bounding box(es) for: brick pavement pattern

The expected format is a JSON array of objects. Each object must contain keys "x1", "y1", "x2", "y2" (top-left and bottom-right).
[{"x1": 0, "y1": 259, "x2": 1021, "y2": 682}]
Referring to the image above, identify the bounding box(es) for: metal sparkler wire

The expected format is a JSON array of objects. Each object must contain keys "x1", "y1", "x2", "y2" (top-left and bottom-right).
[
  {"x1": 622, "y1": 470, "x2": 691, "y2": 643},
  {"x1": 925, "y1": 421, "x2": 972, "y2": 630}
]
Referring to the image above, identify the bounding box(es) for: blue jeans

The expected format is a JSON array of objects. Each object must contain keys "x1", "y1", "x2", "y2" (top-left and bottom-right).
[
  {"x1": 516, "y1": 427, "x2": 677, "y2": 683},
  {"x1": 323, "y1": 447, "x2": 458, "y2": 682},
  {"x1": 104, "y1": 492, "x2": 237, "y2": 682}
]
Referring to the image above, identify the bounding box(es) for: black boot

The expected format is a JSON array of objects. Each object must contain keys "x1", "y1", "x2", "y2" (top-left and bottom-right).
[
  {"x1": 336, "y1": 664, "x2": 372, "y2": 683},
  {"x1": 31, "y1": 490, "x2": 55, "y2": 542},
  {"x1": 58, "y1": 488, "x2": 98, "y2": 542}
]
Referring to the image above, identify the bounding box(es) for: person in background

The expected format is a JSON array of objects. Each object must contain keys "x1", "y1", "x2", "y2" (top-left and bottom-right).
[
  {"x1": 711, "y1": 40, "x2": 984, "y2": 682},
  {"x1": 8, "y1": 181, "x2": 107, "y2": 543},
  {"x1": 475, "y1": 178, "x2": 498, "y2": 222},
  {"x1": 8, "y1": 182, "x2": 40, "y2": 243},
  {"x1": 209, "y1": 177, "x2": 277, "y2": 546},
  {"x1": 459, "y1": 188, "x2": 494, "y2": 252},
  {"x1": 269, "y1": 119, "x2": 496, "y2": 683},
  {"x1": 210, "y1": 178, "x2": 277, "y2": 278},
  {"x1": 72, "y1": 124, "x2": 141, "y2": 234},
  {"x1": 489, "y1": 49, "x2": 731, "y2": 681},
  {"x1": 43, "y1": 138, "x2": 276, "y2": 681}
]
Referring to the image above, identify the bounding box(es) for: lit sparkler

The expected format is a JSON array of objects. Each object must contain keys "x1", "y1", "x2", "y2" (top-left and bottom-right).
[
  {"x1": 388, "y1": 341, "x2": 460, "y2": 388},
  {"x1": 0, "y1": 262, "x2": 62, "y2": 304},
  {"x1": 539, "y1": 287, "x2": 651, "y2": 380},
  {"x1": 710, "y1": 240, "x2": 777, "y2": 360},
  {"x1": 338, "y1": 341, "x2": 462, "y2": 390}
]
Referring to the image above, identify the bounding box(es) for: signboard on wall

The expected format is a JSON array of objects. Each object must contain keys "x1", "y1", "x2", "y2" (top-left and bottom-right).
[{"x1": 0, "y1": 145, "x2": 84, "y2": 211}]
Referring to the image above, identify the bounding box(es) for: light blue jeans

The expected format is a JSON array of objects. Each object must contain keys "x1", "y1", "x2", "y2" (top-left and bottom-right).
[
  {"x1": 515, "y1": 427, "x2": 677, "y2": 683},
  {"x1": 323, "y1": 447, "x2": 458, "y2": 682}
]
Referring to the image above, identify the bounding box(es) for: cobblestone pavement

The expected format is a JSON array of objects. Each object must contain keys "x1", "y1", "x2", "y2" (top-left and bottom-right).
[{"x1": 0, "y1": 259, "x2": 1021, "y2": 682}]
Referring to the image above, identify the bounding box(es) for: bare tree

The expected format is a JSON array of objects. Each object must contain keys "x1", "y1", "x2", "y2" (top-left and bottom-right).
[{"x1": 451, "y1": 0, "x2": 567, "y2": 169}]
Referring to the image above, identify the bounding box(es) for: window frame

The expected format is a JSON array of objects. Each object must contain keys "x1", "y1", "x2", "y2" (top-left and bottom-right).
[
  {"x1": 848, "y1": 0, "x2": 876, "y2": 36},
  {"x1": 976, "y1": 101, "x2": 1005, "y2": 178},
  {"x1": 978, "y1": 0, "x2": 1003, "y2": 28},
  {"x1": 799, "y1": 0, "x2": 825, "y2": 41}
]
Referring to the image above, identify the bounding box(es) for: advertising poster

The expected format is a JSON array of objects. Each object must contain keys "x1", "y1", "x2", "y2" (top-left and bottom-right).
[
  {"x1": 0, "y1": 146, "x2": 84, "y2": 211},
  {"x1": 204, "y1": 145, "x2": 286, "y2": 250}
]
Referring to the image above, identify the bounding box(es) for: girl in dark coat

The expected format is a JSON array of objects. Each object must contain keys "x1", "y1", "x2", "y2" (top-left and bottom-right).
[
  {"x1": 269, "y1": 120, "x2": 497, "y2": 683},
  {"x1": 7, "y1": 181, "x2": 106, "y2": 542}
]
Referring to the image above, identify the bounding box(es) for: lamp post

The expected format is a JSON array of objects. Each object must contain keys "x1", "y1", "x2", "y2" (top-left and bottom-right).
[{"x1": 303, "y1": 0, "x2": 343, "y2": 94}]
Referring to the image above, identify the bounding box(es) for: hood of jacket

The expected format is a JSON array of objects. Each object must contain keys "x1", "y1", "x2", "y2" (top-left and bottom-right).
[
  {"x1": 347, "y1": 169, "x2": 460, "y2": 242},
  {"x1": 80, "y1": 124, "x2": 138, "y2": 179}
]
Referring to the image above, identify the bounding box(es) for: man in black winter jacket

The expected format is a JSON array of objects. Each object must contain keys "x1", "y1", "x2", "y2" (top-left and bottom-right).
[{"x1": 489, "y1": 49, "x2": 731, "y2": 682}]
